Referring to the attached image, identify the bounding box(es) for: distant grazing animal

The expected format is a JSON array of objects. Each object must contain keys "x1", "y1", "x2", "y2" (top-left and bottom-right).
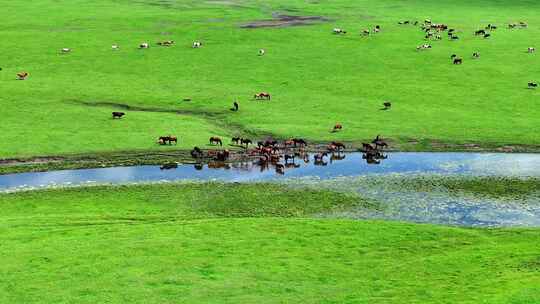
[
  {"x1": 17, "y1": 72, "x2": 28, "y2": 80},
  {"x1": 112, "y1": 44, "x2": 119, "y2": 50},
  {"x1": 417, "y1": 44, "x2": 432, "y2": 51},
  {"x1": 362, "y1": 29, "x2": 370, "y2": 36},
  {"x1": 519, "y1": 21, "x2": 528, "y2": 28},
  {"x1": 333, "y1": 123, "x2": 343, "y2": 132},
  {"x1": 486, "y1": 24, "x2": 497, "y2": 30},
  {"x1": 528, "y1": 82, "x2": 538, "y2": 89},
  {"x1": 508, "y1": 23, "x2": 517, "y2": 29},
  {"x1": 254, "y1": 92, "x2": 271, "y2": 100},
  {"x1": 475, "y1": 29, "x2": 486, "y2": 35},
  {"x1": 61, "y1": 48, "x2": 71, "y2": 54},
  {"x1": 483, "y1": 33, "x2": 491, "y2": 38},
  {"x1": 192, "y1": 41, "x2": 202, "y2": 48},
  {"x1": 209, "y1": 136, "x2": 223, "y2": 146},
  {"x1": 398, "y1": 20, "x2": 410, "y2": 25},
  {"x1": 241, "y1": 138, "x2": 252, "y2": 147},
  {"x1": 453, "y1": 58, "x2": 463, "y2": 65},
  {"x1": 383, "y1": 101, "x2": 392, "y2": 110},
  {"x1": 259, "y1": 49, "x2": 265, "y2": 56},
  {"x1": 139, "y1": 42, "x2": 149, "y2": 49},
  {"x1": 112, "y1": 112, "x2": 125, "y2": 119},
  {"x1": 231, "y1": 101, "x2": 239, "y2": 111},
  {"x1": 372, "y1": 135, "x2": 388, "y2": 149},
  {"x1": 472, "y1": 52, "x2": 480, "y2": 59},
  {"x1": 528, "y1": 47, "x2": 535, "y2": 53},
  {"x1": 231, "y1": 137, "x2": 241, "y2": 145},
  {"x1": 333, "y1": 28, "x2": 346, "y2": 34},
  {"x1": 157, "y1": 40, "x2": 174, "y2": 46},
  {"x1": 373, "y1": 28, "x2": 380, "y2": 33},
  {"x1": 158, "y1": 135, "x2": 177, "y2": 145}
]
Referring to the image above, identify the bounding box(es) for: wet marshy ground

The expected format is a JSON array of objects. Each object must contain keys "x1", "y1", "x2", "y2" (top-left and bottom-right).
[{"x1": 1, "y1": 152, "x2": 539, "y2": 227}]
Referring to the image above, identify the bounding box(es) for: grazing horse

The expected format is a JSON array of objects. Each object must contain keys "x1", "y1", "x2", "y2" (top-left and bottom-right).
[
  {"x1": 475, "y1": 29, "x2": 486, "y2": 35},
  {"x1": 259, "y1": 49, "x2": 265, "y2": 56},
  {"x1": 383, "y1": 101, "x2": 392, "y2": 110},
  {"x1": 333, "y1": 123, "x2": 343, "y2": 132},
  {"x1": 232, "y1": 101, "x2": 239, "y2": 111},
  {"x1": 61, "y1": 48, "x2": 71, "y2": 54},
  {"x1": 362, "y1": 29, "x2": 370, "y2": 36},
  {"x1": 472, "y1": 52, "x2": 480, "y2": 59},
  {"x1": 112, "y1": 44, "x2": 119, "y2": 50},
  {"x1": 528, "y1": 47, "x2": 535, "y2": 53},
  {"x1": 528, "y1": 82, "x2": 538, "y2": 89},
  {"x1": 372, "y1": 135, "x2": 388, "y2": 149},
  {"x1": 139, "y1": 42, "x2": 149, "y2": 49},
  {"x1": 158, "y1": 135, "x2": 177, "y2": 145},
  {"x1": 192, "y1": 41, "x2": 202, "y2": 48},
  {"x1": 241, "y1": 138, "x2": 252, "y2": 147},
  {"x1": 112, "y1": 112, "x2": 125, "y2": 119},
  {"x1": 231, "y1": 137, "x2": 241, "y2": 145},
  {"x1": 416, "y1": 44, "x2": 431, "y2": 51},
  {"x1": 333, "y1": 28, "x2": 346, "y2": 34},
  {"x1": 17, "y1": 72, "x2": 29, "y2": 80},
  {"x1": 254, "y1": 92, "x2": 271, "y2": 100},
  {"x1": 209, "y1": 136, "x2": 223, "y2": 146},
  {"x1": 453, "y1": 58, "x2": 463, "y2": 65},
  {"x1": 157, "y1": 40, "x2": 174, "y2": 46}
]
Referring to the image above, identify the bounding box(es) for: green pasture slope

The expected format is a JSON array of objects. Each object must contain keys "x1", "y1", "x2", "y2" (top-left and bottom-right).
[
  {"x1": 1, "y1": 0, "x2": 540, "y2": 157},
  {"x1": 1, "y1": 183, "x2": 539, "y2": 303}
]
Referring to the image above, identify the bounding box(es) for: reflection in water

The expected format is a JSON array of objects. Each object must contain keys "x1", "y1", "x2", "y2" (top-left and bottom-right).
[{"x1": 1, "y1": 152, "x2": 539, "y2": 227}]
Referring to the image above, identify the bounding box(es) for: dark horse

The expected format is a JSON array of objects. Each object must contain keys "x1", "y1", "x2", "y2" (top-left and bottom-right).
[
  {"x1": 112, "y1": 112, "x2": 125, "y2": 119},
  {"x1": 209, "y1": 136, "x2": 223, "y2": 146}
]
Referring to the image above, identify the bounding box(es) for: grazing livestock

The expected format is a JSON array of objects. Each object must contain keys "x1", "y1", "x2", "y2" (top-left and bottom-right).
[
  {"x1": 398, "y1": 20, "x2": 410, "y2": 25},
  {"x1": 112, "y1": 44, "x2": 119, "y2": 50},
  {"x1": 453, "y1": 57, "x2": 463, "y2": 64},
  {"x1": 192, "y1": 41, "x2": 202, "y2": 48},
  {"x1": 372, "y1": 135, "x2": 388, "y2": 149},
  {"x1": 17, "y1": 72, "x2": 29, "y2": 80},
  {"x1": 472, "y1": 52, "x2": 480, "y2": 59},
  {"x1": 61, "y1": 48, "x2": 71, "y2": 54},
  {"x1": 230, "y1": 101, "x2": 239, "y2": 111},
  {"x1": 383, "y1": 101, "x2": 392, "y2": 110},
  {"x1": 139, "y1": 42, "x2": 149, "y2": 49},
  {"x1": 519, "y1": 21, "x2": 528, "y2": 28},
  {"x1": 475, "y1": 29, "x2": 486, "y2": 35},
  {"x1": 231, "y1": 137, "x2": 241, "y2": 145},
  {"x1": 362, "y1": 29, "x2": 370, "y2": 36},
  {"x1": 333, "y1": 28, "x2": 346, "y2": 34},
  {"x1": 333, "y1": 123, "x2": 343, "y2": 132},
  {"x1": 157, "y1": 40, "x2": 174, "y2": 46},
  {"x1": 158, "y1": 135, "x2": 177, "y2": 145},
  {"x1": 209, "y1": 136, "x2": 223, "y2": 146},
  {"x1": 240, "y1": 138, "x2": 252, "y2": 147},
  {"x1": 254, "y1": 92, "x2": 271, "y2": 100},
  {"x1": 528, "y1": 82, "x2": 538, "y2": 89},
  {"x1": 259, "y1": 49, "x2": 265, "y2": 56},
  {"x1": 528, "y1": 47, "x2": 535, "y2": 53},
  {"x1": 112, "y1": 112, "x2": 125, "y2": 119},
  {"x1": 416, "y1": 44, "x2": 432, "y2": 51}
]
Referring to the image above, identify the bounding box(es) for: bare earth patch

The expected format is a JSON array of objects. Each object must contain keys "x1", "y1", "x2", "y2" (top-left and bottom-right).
[{"x1": 240, "y1": 14, "x2": 330, "y2": 29}]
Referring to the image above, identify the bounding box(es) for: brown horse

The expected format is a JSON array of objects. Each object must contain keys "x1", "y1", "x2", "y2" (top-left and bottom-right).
[
  {"x1": 209, "y1": 136, "x2": 223, "y2": 146},
  {"x1": 158, "y1": 136, "x2": 177, "y2": 145},
  {"x1": 254, "y1": 92, "x2": 271, "y2": 100},
  {"x1": 333, "y1": 123, "x2": 343, "y2": 132}
]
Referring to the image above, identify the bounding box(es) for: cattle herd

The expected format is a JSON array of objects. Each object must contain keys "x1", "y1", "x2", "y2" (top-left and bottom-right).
[{"x1": 9, "y1": 17, "x2": 536, "y2": 174}]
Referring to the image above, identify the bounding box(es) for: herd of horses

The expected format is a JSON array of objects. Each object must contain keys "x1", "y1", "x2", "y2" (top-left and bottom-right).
[
  {"x1": 405, "y1": 19, "x2": 537, "y2": 86},
  {"x1": 171, "y1": 135, "x2": 389, "y2": 175}
]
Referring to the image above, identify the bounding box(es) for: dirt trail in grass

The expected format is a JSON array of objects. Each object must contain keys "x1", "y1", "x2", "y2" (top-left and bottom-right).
[{"x1": 240, "y1": 13, "x2": 331, "y2": 28}]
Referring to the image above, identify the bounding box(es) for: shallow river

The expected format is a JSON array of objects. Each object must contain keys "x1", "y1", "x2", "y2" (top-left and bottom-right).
[{"x1": 1, "y1": 152, "x2": 539, "y2": 227}]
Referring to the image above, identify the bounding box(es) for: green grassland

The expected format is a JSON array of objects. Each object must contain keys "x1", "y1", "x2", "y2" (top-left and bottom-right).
[
  {"x1": 1, "y1": 0, "x2": 540, "y2": 158},
  {"x1": 1, "y1": 183, "x2": 539, "y2": 303}
]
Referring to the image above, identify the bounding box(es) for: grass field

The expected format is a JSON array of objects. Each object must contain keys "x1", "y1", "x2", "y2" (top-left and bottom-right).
[
  {"x1": 1, "y1": 0, "x2": 540, "y2": 158},
  {"x1": 1, "y1": 183, "x2": 540, "y2": 303}
]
